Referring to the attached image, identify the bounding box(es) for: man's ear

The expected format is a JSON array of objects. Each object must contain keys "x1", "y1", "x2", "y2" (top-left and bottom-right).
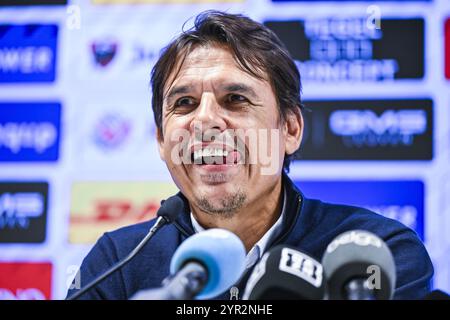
[
  {"x1": 284, "y1": 107, "x2": 304, "y2": 156},
  {"x1": 156, "y1": 127, "x2": 166, "y2": 162}
]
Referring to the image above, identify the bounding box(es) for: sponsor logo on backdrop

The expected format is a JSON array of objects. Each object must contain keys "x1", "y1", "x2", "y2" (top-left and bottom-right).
[
  {"x1": 0, "y1": 24, "x2": 58, "y2": 82},
  {"x1": 91, "y1": 40, "x2": 118, "y2": 67},
  {"x1": 445, "y1": 18, "x2": 450, "y2": 80},
  {"x1": 89, "y1": 38, "x2": 160, "y2": 72},
  {"x1": 272, "y1": 0, "x2": 429, "y2": 2},
  {"x1": 0, "y1": 0, "x2": 67, "y2": 5},
  {"x1": 294, "y1": 180, "x2": 424, "y2": 240},
  {"x1": 92, "y1": 0, "x2": 242, "y2": 3},
  {"x1": 264, "y1": 18, "x2": 424, "y2": 81},
  {"x1": 0, "y1": 263, "x2": 52, "y2": 300},
  {"x1": 0, "y1": 103, "x2": 61, "y2": 162},
  {"x1": 93, "y1": 113, "x2": 131, "y2": 150},
  {"x1": 131, "y1": 44, "x2": 158, "y2": 65},
  {"x1": 0, "y1": 182, "x2": 48, "y2": 243},
  {"x1": 295, "y1": 99, "x2": 433, "y2": 160},
  {"x1": 77, "y1": 105, "x2": 160, "y2": 166},
  {"x1": 69, "y1": 181, "x2": 178, "y2": 244}
]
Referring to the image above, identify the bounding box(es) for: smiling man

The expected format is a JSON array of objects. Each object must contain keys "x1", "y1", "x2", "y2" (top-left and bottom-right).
[
  {"x1": 156, "y1": 42, "x2": 302, "y2": 252},
  {"x1": 67, "y1": 11, "x2": 434, "y2": 300}
]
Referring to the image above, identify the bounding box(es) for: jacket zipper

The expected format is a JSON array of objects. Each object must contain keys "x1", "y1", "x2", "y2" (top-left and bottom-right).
[{"x1": 269, "y1": 194, "x2": 303, "y2": 247}]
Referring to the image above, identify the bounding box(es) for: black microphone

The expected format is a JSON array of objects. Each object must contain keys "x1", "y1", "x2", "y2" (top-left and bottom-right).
[
  {"x1": 243, "y1": 245, "x2": 326, "y2": 300},
  {"x1": 67, "y1": 194, "x2": 184, "y2": 300},
  {"x1": 321, "y1": 230, "x2": 396, "y2": 300}
]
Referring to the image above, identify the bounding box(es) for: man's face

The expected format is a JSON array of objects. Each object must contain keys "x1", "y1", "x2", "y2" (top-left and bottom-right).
[{"x1": 157, "y1": 45, "x2": 300, "y2": 216}]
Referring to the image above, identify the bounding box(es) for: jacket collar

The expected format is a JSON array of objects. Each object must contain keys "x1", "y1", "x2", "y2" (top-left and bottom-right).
[{"x1": 172, "y1": 171, "x2": 304, "y2": 249}]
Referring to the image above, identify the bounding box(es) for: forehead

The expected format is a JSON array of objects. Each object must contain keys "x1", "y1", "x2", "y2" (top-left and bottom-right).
[
  {"x1": 163, "y1": 45, "x2": 269, "y2": 93},
  {"x1": 183, "y1": 45, "x2": 235, "y2": 68}
]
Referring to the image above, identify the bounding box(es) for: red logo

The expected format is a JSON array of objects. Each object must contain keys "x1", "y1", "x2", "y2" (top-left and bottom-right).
[
  {"x1": 0, "y1": 262, "x2": 52, "y2": 300},
  {"x1": 70, "y1": 200, "x2": 159, "y2": 224},
  {"x1": 446, "y1": 18, "x2": 450, "y2": 80}
]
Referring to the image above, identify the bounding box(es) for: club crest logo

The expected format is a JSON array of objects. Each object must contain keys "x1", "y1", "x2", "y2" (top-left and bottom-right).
[{"x1": 91, "y1": 40, "x2": 118, "y2": 67}]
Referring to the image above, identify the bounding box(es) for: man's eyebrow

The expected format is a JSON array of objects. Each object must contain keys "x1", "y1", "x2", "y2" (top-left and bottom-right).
[
  {"x1": 165, "y1": 83, "x2": 258, "y2": 103},
  {"x1": 222, "y1": 83, "x2": 258, "y2": 98},
  {"x1": 165, "y1": 85, "x2": 192, "y2": 103}
]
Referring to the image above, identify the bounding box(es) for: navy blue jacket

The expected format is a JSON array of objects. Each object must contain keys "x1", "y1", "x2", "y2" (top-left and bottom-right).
[{"x1": 67, "y1": 173, "x2": 434, "y2": 300}]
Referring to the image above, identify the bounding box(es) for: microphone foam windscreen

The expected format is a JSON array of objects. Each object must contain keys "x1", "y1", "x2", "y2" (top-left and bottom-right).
[
  {"x1": 157, "y1": 195, "x2": 184, "y2": 222},
  {"x1": 170, "y1": 228, "x2": 246, "y2": 299},
  {"x1": 321, "y1": 230, "x2": 396, "y2": 300},
  {"x1": 243, "y1": 245, "x2": 325, "y2": 300}
]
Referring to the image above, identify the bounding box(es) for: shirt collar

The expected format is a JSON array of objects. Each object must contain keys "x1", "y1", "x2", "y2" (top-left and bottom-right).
[{"x1": 190, "y1": 186, "x2": 286, "y2": 269}]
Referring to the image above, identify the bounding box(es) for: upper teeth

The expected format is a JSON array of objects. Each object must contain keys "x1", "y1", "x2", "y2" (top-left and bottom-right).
[{"x1": 193, "y1": 148, "x2": 229, "y2": 161}]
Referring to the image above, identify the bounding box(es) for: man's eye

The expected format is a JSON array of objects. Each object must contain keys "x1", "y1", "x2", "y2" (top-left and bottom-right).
[
  {"x1": 227, "y1": 94, "x2": 248, "y2": 103},
  {"x1": 175, "y1": 97, "x2": 196, "y2": 107}
]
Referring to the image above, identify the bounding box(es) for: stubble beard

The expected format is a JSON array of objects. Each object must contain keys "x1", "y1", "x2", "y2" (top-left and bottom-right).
[{"x1": 196, "y1": 189, "x2": 247, "y2": 218}]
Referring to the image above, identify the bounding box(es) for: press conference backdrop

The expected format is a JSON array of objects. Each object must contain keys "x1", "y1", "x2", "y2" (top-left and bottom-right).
[{"x1": 0, "y1": 0, "x2": 449, "y2": 300}]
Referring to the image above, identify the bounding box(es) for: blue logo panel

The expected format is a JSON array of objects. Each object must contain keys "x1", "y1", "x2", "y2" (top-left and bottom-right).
[
  {"x1": 0, "y1": 24, "x2": 58, "y2": 83},
  {"x1": 294, "y1": 180, "x2": 424, "y2": 240},
  {"x1": 264, "y1": 19, "x2": 424, "y2": 81},
  {"x1": 272, "y1": 0, "x2": 430, "y2": 2},
  {"x1": 0, "y1": 182, "x2": 48, "y2": 243},
  {"x1": 295, "y1": 99, "x2": 433, "y2": 160},
  {"x1": 0, "y1": 102, "x2": 61, "y2": 162}
]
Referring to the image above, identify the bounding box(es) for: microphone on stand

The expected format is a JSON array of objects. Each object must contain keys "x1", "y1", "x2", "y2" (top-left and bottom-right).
[
  {"x1": 322, "y1": 230, "x2": 396, "y2": 300},
  {"x1": 131, "y1": 228, "x2": 246, "y2": 300},
  {"x1": 68, "y1": 195, "x2": 184, "y2": 300},
  {"x1": 243, "y1": 245, "x2": 326, "y2": 300}
]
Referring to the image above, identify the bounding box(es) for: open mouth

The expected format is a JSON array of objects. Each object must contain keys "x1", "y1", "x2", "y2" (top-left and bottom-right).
[{"x1": 191, "y1": 147, "x2": 242, "y2": 165}]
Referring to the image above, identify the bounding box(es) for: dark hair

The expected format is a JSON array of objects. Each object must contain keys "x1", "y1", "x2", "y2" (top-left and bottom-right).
[{"x1": 151, "y1": 10, "x2": 302, "y2": 171}]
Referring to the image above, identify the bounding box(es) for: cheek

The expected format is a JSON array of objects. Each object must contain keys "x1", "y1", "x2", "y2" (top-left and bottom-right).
[{"x1": 162, "y1": 119, "x2": 192, "y2": 164}]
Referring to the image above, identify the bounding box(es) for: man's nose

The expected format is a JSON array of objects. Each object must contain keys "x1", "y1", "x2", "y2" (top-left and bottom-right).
[{"x1": 190, "y1": 92, "x2": 227, "y2": 133}]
